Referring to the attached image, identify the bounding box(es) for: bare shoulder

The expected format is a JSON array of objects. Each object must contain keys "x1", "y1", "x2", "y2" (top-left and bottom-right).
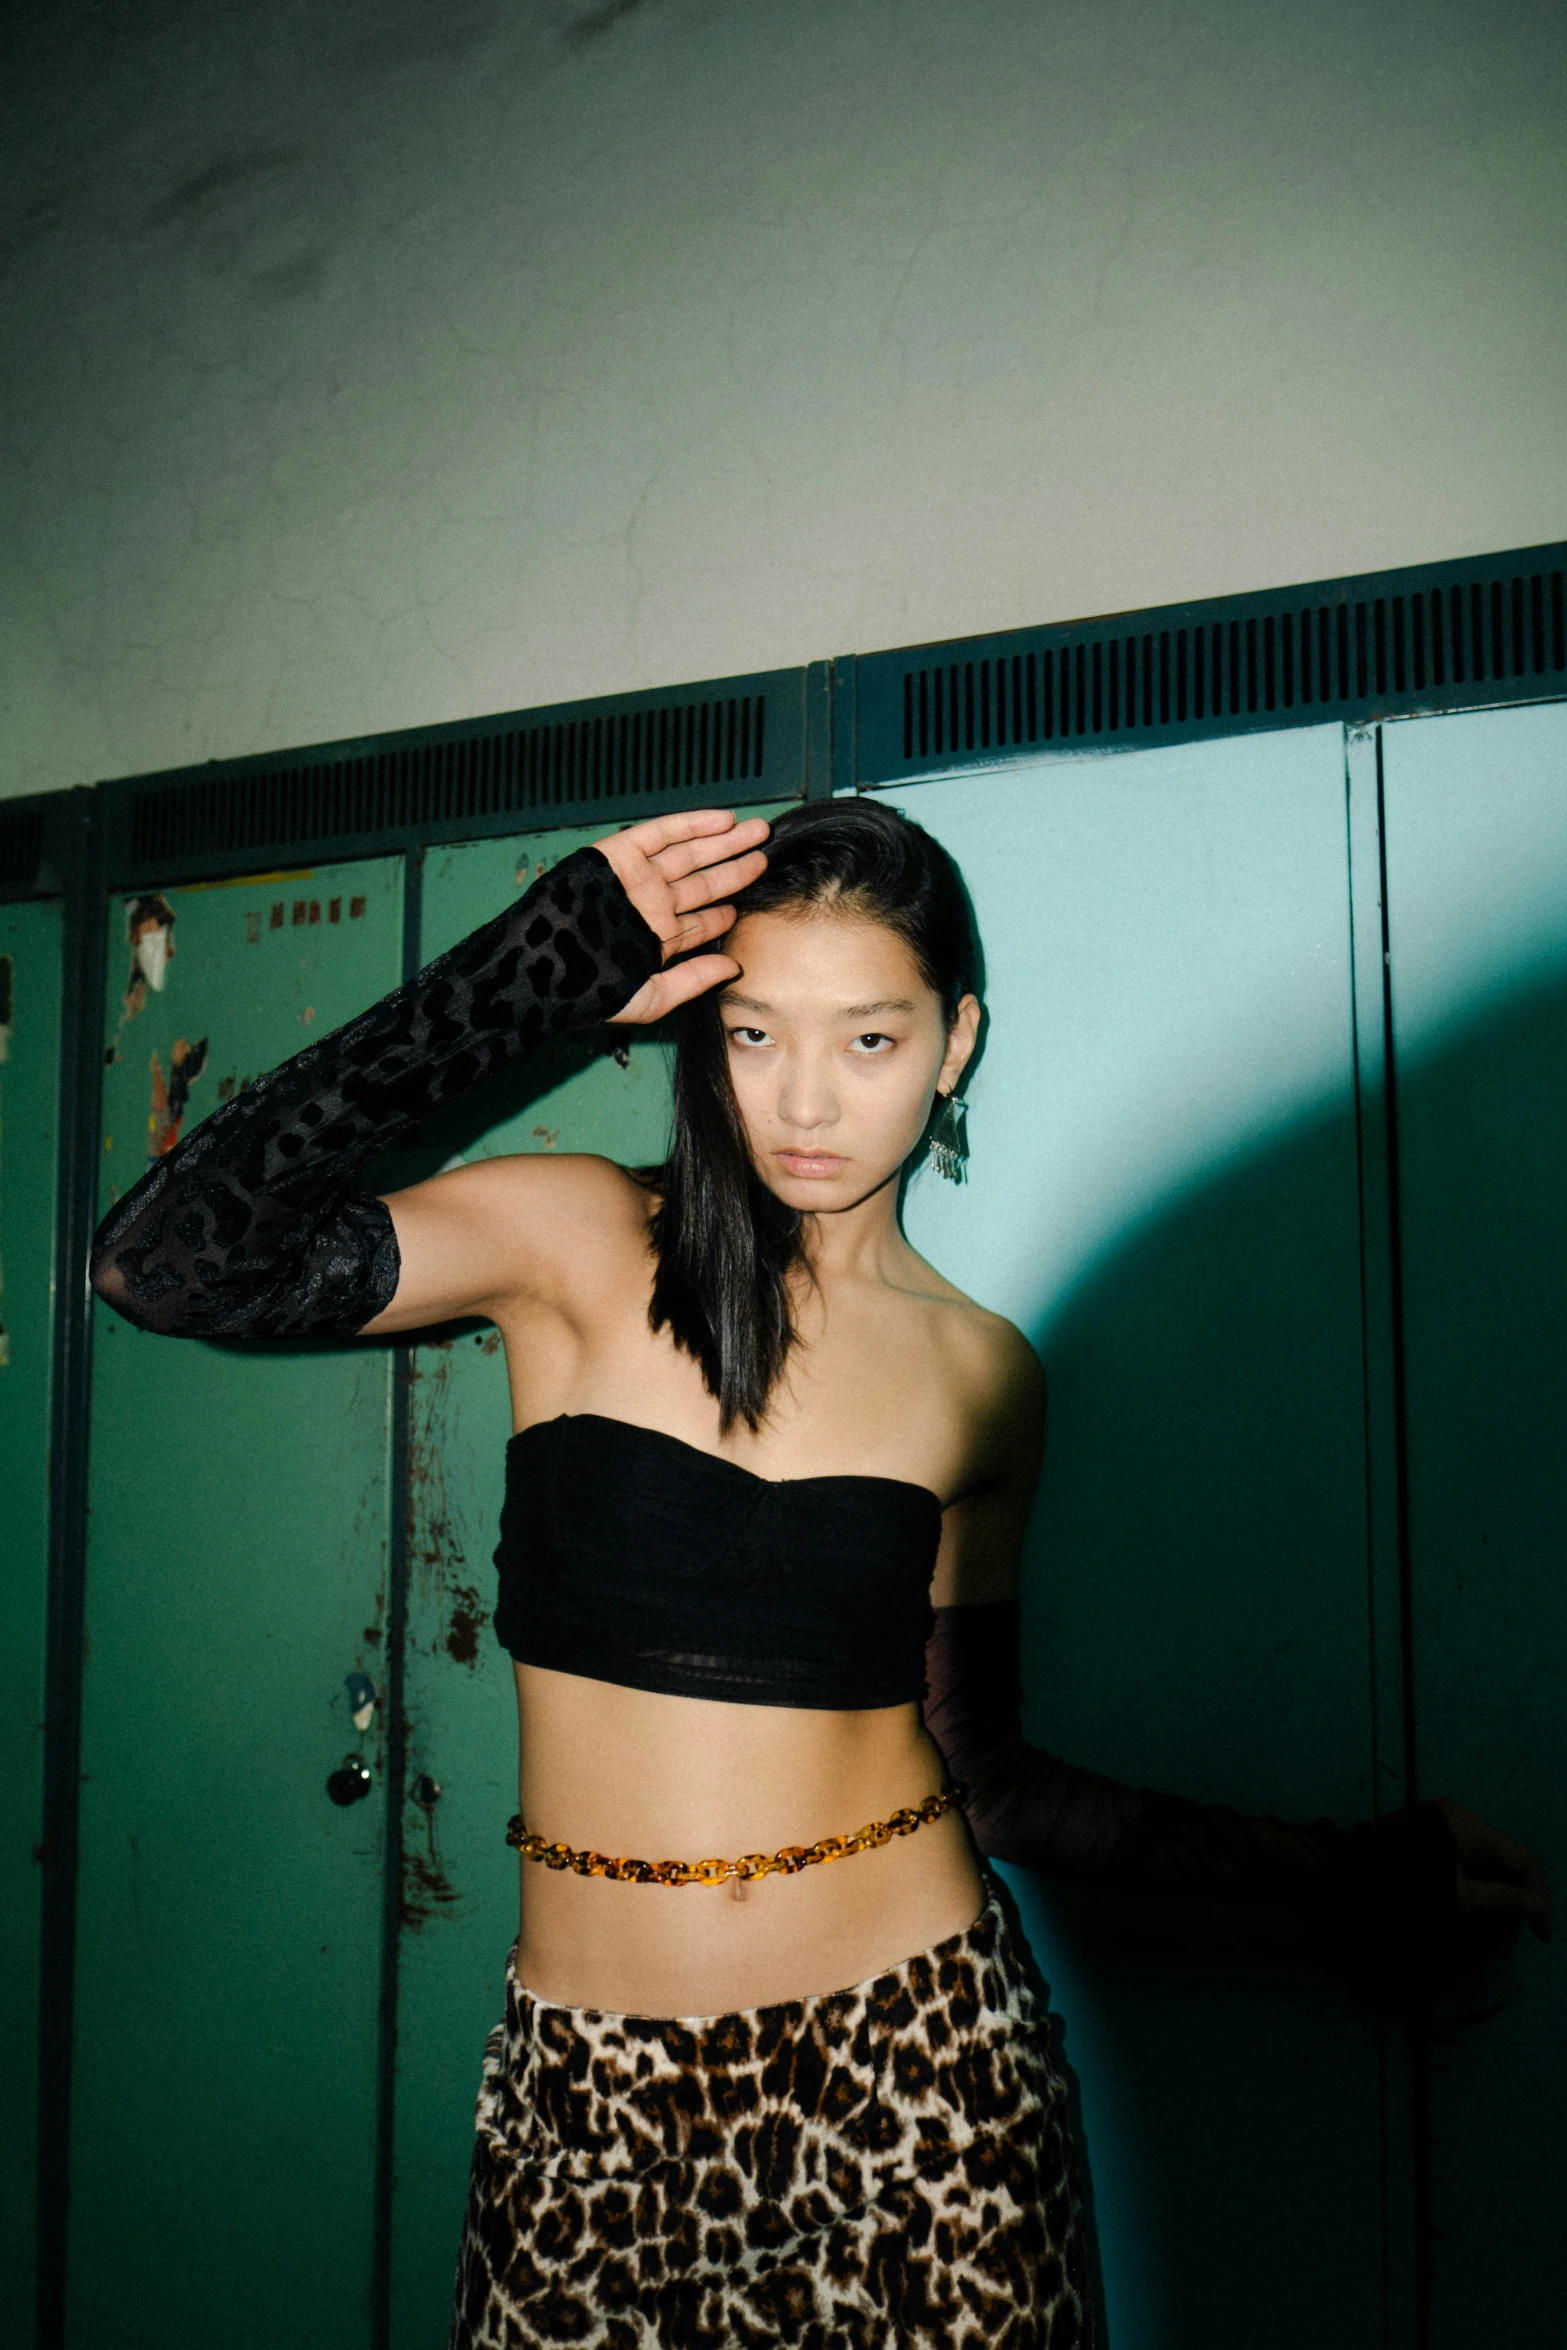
[{"x1": 899, "y1": 1250, "x2": 1045, "y2": 1437}]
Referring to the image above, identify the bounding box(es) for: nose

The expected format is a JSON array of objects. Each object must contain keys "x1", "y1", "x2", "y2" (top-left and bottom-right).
[{"x1": 777, "y1": 1046, "x2": 840, "y2": 1134}]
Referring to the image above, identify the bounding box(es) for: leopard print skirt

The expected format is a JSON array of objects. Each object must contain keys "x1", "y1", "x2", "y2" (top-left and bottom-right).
[{"x1": 448, "y1": 1881, "x2": 1093, "y2": 2349}]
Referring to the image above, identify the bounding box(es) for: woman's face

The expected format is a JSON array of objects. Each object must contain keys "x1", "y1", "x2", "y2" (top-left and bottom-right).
[{"x1": 719, "y1": 905, "x2": 979, "y2": 1214}]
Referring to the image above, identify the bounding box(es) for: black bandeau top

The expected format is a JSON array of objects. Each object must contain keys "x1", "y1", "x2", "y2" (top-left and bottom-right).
[{"x1": 492, "y1": 1413, "x2": 944, "y2": 1709}]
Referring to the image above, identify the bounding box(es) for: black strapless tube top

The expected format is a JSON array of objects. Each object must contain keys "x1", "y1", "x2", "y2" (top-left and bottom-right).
[{"x1": 492, "y1": 1413, "x2": 944, "y2": 1708}]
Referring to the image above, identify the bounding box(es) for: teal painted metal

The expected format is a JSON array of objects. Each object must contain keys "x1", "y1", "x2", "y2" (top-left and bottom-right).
[
  {"x1": 1345, "y1": 725, "x2": 1421, "y2": 2350},
  {"x1": 1345, "y1": 730, "x2": 1416, "y2": 1819},
  {"x1": 1, "y1": 589, "x2": 1558, "y2": 2341},
  {"x1": 67, "y1": 861, "x2": 404, "y2": 2350},
  {"x1": 803, "y1": 659, "x2": 835, "y2": 800},
  {"x1": 886, "y1": 728, "x2": 1394, "y2": 2346},
  {"x1": 1381, "y1": 702, "x2": 1567, "y2": 2346},
  {"x1": 370, "y1": 845, "x2": 423, "y2": 2350},
  {"x1": 0, "y1": 898, "x2": 63, "y2": 2350},
  {"x1": 852, "y1": 543, "x2": 1567, "y2": 787},
  {"x1": 35, "y1": 786, "x2": 105, "y2": 2350}
]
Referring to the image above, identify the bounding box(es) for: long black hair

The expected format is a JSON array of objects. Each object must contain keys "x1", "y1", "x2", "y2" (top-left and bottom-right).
[{"x1": 647, "y1": 798, "x2": 980, "y2": 1430}]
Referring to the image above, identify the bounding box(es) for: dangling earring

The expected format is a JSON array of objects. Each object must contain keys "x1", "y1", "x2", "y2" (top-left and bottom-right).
[{"x1": 927, "y1": 1091, "x2": 969, "y2": 1183}]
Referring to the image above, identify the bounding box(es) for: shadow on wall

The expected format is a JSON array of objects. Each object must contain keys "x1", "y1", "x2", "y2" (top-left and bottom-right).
[{"x1": 1002, "y1": 975, "x2": 1566, "y2": 2349}]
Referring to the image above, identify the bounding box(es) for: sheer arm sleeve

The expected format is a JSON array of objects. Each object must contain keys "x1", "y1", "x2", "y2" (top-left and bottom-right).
[
  {"x1": 89, "y1": 845, "x2": 662, "y2": 1340},
  {"x1": 922, "y1": 1598, "x2": 1460, "y2": 1952}
]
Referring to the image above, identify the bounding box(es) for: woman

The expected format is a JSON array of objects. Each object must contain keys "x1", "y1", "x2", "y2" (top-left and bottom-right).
[{"x1": 93, "y1": 799, "x2": 1548, "y2": 2349}]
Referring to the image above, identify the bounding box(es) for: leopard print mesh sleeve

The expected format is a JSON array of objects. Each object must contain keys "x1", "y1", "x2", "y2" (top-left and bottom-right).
[{"x1": 89, "y1": 845, "x2": 663, "y2": 1340}]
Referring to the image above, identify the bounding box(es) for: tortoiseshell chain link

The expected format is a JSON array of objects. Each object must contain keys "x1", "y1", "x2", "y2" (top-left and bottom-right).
[{"x1": 505, "y1": 1783, "x2": 966, "y2": 1887}]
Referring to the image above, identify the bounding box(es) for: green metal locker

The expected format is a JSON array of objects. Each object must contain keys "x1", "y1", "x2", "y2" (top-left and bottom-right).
[
  {"x1": 887, "y1": 727, "x2": 1396, "y2": 2349},
  {"x1": 16, "y1": 566, "x2": 1557, "y2": 2346},
  {"x1": 1381, "y1": 701, "x2": 1567, "y2": 2347},
  {"x1": 67, "y1": 861, "x2": 404, "y2": 2350},
  {"x1": 0, "y1": 896, "x2": 63, "y2": 2350}
]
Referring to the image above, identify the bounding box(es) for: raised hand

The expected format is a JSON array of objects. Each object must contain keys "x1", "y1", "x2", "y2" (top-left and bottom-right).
[
  {"x1": 1434, "y1": 1796, "x2": 1553, "y2": 1947},
  {"x1": 594, "y1": 809, "x2": 770, "y2": 1026}
]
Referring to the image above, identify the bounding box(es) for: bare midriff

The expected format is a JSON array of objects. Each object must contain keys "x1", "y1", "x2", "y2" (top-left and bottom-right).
[{"x1": 512, "y1": 1662, "x2": 986, "y2": 2015}]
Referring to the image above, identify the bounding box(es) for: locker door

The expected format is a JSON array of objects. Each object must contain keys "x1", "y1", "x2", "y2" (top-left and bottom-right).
[
  {"x1": 1381, "y1": 701, "x2": 1567, "y2": 2347},
  {"x1": 389, "y1": 819, "x2": 789, "y2": 2345},
  {"x1": 69, "y1": 862, "x2": 404, "y2": 2350},
  {"x1": 0, "y1": 897, "x2": 62, "y2": 2350},
  {"x1": 887, "y1": 729, "x2": 1393, "y2": 2349}
]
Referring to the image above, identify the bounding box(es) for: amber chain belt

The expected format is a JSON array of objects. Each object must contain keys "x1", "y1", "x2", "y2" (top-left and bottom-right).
[{"x1": 505, "y1": 1783, "x2": 965, "y2": 1888}]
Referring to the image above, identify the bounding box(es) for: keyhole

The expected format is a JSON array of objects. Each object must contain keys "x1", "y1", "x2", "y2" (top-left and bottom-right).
[{"x1": 327, "y1": 1756, "x2": 373, "y2": 1806}]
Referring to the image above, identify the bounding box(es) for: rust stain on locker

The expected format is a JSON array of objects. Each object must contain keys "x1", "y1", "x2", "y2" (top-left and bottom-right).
[
  {"x1": 401, "y1": 1811, "x2": 461, "y2": 1930},
  {"x1": 445, "y1": 1583, "x2": 487, "y2": 1667},
  {"x1": 407, "y1": 1343, "x2": 491, "y2": 1667}
]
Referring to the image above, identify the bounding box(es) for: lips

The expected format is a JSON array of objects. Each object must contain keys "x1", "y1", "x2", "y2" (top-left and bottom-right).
[{"x1": 775, "y1": 1150, "x2": 845, "y2": 1179}]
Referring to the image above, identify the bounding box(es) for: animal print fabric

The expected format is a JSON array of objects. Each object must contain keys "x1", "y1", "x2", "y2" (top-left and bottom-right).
[
  {"x1": 448, "y1": 1884, "x2": 1093, "y2": 2349},
  {"x1": 90, "y1": 847, "x2": 662, "y2": 1339}
]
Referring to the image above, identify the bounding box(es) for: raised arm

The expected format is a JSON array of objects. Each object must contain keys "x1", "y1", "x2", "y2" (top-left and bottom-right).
[{"x1": 90, "y1": 811, "x2": 767, "y2": 1340}]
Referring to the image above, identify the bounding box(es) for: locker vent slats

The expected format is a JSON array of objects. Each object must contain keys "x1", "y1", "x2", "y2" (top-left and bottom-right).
[
  {"x1": 123, "y1": 690, "x2": 772, "y2": 875},
  {"x1": 11, "y1": 546, "x2": 1564, "y2": 894},
  {"x1": 860, "y1": 548, "x2": 1567, "y2": 782}
]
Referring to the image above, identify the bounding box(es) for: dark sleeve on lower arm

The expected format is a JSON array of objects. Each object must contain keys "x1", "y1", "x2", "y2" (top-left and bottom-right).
[
  {"x1": 920, "y1": 1598, "x2": 1148, "y2": 1874},
  {"x1": 89, "y1": 846, "x2": 662, "y2": 1339},
  {"x1": 920, "y1": 1600, "x2": 1458, "y2": 1928}
]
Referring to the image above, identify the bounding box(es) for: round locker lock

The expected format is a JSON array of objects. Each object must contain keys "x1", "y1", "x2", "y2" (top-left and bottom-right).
[{"x1": 326, "y1": 1755, "x2": 373, "y2": 1806}]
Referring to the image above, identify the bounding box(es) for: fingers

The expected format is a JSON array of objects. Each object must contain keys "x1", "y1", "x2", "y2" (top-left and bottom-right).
[
  {"x1": 669, "y1": 846, "x2": 769, "y2": 914},
  {"x1": 610, "y1": 809, "x2": 768, "y2": 873},
  {"x1": 606, "y1": 952, "x2": 739, "y2": 1027},
  {"x1": 592, "y1": 813, "x2": 769, "y2": 943},
  {"x1": 1445, "y1": 1854, "x2": 1553, "y2": 1946},
  {"x1": 1456, "y1": 1877, "x2": 1549, "y2": 1919},
  {"x1": 622, "y1": 806, "x2": 754, "y2": 851},
  {"x1": 1437, "y1": 1800, "x2": 1553, "y2": 1904},
  {"x1": 652, "y1": 952, "x2": 743, "y2": 1012},
  {"x1": 650, "y1": 815, "x2": 771, "y2": 885},
  {"x1": 661, "y1": 902, "x2": 737, "y2": 958}
]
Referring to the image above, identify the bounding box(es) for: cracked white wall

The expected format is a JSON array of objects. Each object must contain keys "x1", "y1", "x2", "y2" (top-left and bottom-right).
[{"x1": 2, "y1": 0, "x2": 1564, "y2": 799}]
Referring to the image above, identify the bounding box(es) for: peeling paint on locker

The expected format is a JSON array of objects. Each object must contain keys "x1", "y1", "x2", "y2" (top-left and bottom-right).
[{"x1": 69, "y1": 856, "x2": 404, "y2": 2350}]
